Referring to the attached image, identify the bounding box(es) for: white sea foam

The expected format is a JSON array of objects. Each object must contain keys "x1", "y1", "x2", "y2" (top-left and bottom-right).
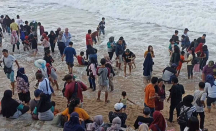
[{"x1": 29, "y1": 0, "x2": 216, "y2": 34}]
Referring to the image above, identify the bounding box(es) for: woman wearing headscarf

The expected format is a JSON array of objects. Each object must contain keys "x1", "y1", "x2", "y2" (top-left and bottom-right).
[
  {"x1": 64, "y1": 28, "x2": 72, "y2": 47},
  {"x1": 87, "y1": 115, "x2": 106, "y2": 131},
  {"x1": 138, "y1": 123, "x2": 149, "y2": 131},
  {"x1": 16, "y1": 68, "x2": 30, "y2": 104},
  {"x1": 1, "y1": 90, "x2": 29, "y2": 119},
  {"x1": 107, "y1": 117, "x2": 123, "y2": 131},
  {"x1": 57, "y1": 31, "x2": 66, "y2": 56},
  {"x1": 64, "y1": 112, "x2": 85, "y2": 131},
  {"x1": 48, "y1": 31, "x2": 57, "y2": 53},
  {"x1": 33, "y1": 93, "x2": 55, "y2": 121},
  {"x1": 205, "y1": 75, "x2": 216, "y2": 113},
  {"x1": 143, "y1": 52, "x2": 153, "y2": 83},
  {"x1": 41, "y1": 33, "x2": 50, "y2": 53},
  {"x1": 11, "y1": 30, "x2": 19, "y2": 52},
  {"x1": 34, "y1": 59, "x2": 49, "y2": 79},
  {"x1": 149, "y1": 111, "x2": 166, "y2": 131}
]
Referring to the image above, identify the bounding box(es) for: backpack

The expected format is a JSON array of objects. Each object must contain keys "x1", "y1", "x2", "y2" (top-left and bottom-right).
[
  {"x1": 192, "y1": 57, "x2": 199, "y2": 65},
  {"x1": 195, "y1": 92, "x2": 205, "y2": 107},
  {"x1": 177, "y1": 106, "x2": 191, "y2": 126},
  {"x1": 70, "y1": 82, "x2": 79, "y2": 101}
]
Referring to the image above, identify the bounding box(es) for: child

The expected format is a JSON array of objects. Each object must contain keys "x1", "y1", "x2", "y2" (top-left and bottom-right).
[
  {"x1": 0, "y1": 27, "x2": 3, "y2": 47},
  {"x1": 176, "y1": 51, "x2": 186, "y2": 76},
  {"x1": 23, "y1": 36, "x2": 30, "y2": 51},
  {"x1": 119, "y1": 91, "x2": 136, "y2": 110},
  {"x1": 46, "y1": 63, "x2": 59, "y2": 90},
  {"x1": 77, "y1": 51, "x2": 88, "y2": 65},
  {"x1": 44, "y1": 50, "x2": 54, "y2": 66},
  {"x1": 11, "y1": 30, "x2": 20, "y2": 52}
]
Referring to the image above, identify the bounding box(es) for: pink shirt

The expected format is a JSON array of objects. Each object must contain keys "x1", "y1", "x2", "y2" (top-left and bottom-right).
[
  {"x1": 42, "y1": 39, "x2": 50, "y2": 48},
  {"x1": 89, "y1": 63, "x2": 97, "y2": 76}
]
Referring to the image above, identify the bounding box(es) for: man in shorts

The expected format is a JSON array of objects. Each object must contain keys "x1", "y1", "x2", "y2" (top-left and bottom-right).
[
  {"x1": 0, "y1": 49, "x2": 20, "y2": 95},
  {"x1": 97, "y1": 58, "x2": 110, "y2": 104},
  {"x1": 62, "y1": 42, "x2": 77, "y2": 74},
  {"x1": 115, "y1": 37, "x2": 124, "y2": 70},
  {"x1": 122, "y1": 49, "x2": 136, "y2": 77}
]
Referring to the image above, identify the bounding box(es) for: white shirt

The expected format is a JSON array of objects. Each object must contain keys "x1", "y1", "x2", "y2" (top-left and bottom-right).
[
  {"x1": 2, "y1": 55, "x2": 16, "y2": 70},
  {"x1": 187, "y1": 54, "x2": 193, "y2": 65},
  {"x1": 15, "y1": 19, "x2": 23, "y2": 28},
  {"x1": 38, "y1": 78, "x2": 52, "y2": 95},
  {"x1": 193, "y1": 90, "x2": 207, "y2": 112},
  {"x1": 205, "y1": 82, "x2": 216, "y2": 98}
]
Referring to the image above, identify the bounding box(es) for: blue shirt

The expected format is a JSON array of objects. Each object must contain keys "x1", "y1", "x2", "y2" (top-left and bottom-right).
[{"x1": 63, "y1": 47, "x2": 76, "y2": 63}]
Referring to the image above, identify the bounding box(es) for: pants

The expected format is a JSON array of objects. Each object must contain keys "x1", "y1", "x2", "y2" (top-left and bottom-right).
[
  {"x1": 88, "y1": 76, "x2": 96, "y2": 90},
  {"x1": 89, "y1": 54, "x2": 97, "y2": 64},
  {"x1": 187, "y1": 65, "x2": 194, "y2": 78},
  {"x1": 1, "y1": 24, "x2": 6, "y2": 32},
  {"x1": 144, "y1": 103, "x2": 155, "y2": 117},
  {"x1": 108, "y1": 52, "x2": 114, "y2": 60},
  {"x1": 200, "y1": 58, "x2": 207, "y2": 70},
  {"x1": 99, "y1": 29, "x2": 105, "y2": 36},
  {"x1": 12, "y1": 44, "x2": 19, "y2": 52},
  {"x1": 180, "y1": 124, "x2": 186, "y2": 131},
  {"x1": 6, "y1": 26, "x2": 10, "y2": 34},
  {"x1": 109, "y1": 74, "x2": 114, "y2": 91},
  {"x1": 58, "y1": 42, "x2": 66, "y2": 56},
  {"x1": 196, "y1": 112, "x2": 205, "y2": 129},
  {"x1": 92, "y1": 37, "x2": 97, "y2": 43},
  {"x1": 169, "y1": 102, "x2": 181, "y2": 122},
  {"x1": 50, "y1": 42, "x2": 55, "y2": 53}
]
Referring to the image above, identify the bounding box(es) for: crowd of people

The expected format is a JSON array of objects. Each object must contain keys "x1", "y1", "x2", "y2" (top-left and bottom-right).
[{"x1": 0, "y1": 14, "x2": 215, "y2": 131}]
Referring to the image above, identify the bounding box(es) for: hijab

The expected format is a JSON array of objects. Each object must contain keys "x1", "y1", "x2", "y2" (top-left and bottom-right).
[
  {"x1": 149, "y1": 111, "x2": 166, "y2": 131},
  {"x1": 183, "y1": 95, "x2": 194, "y2": 107},
  {"x1": 206, "y1": 74, "x2": 215, "y2": 87},
  {"x1": 37, "y1": 93, "x2": 52, "y2": 112},
  {"x1": 138, "y1": 123, "x2": 149, "y2": 131},
  {"x1": 107, "y1": 117, "x2": 122, "y2": 131},
  {"x1": 1, "y1": 90, "x2": 20, "y2": 118},
  {"x1": 87, "y1": 115, "x2": 104, "y2": 131},
  {"x1": 64, "y1": 112, "x2": 85, "y2": 131},
  {"x1": 143, "y1": 52, "x2": 153, "y2": 76},
  {"x1": 42, "y1": 33, "x2": 49, "y2": 41},
  {"x1": 16, "y1": 68, "x2": 29, "y2": 84}
]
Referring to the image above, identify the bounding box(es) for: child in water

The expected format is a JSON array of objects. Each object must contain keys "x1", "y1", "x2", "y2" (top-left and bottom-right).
[
  {"x1": 119, "y1": 91, "x2": 136, "y2": 111},
  {"x1": 23, "y1": 36, "x2": 30, "y2": 51}
]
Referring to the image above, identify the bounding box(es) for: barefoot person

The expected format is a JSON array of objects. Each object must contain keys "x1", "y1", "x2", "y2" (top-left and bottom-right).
[
  {"x1": 0, "y1": 49, "x2": 20, "y2": 95},
  {"x1": 122, "y1": 49, "x2": 135, "y2": 77},
  {"x1": 115, "y1": 37, "x2": 124, "y2": 70},
  {"x1": 97, "y1": 58, "x2": 110, "y2": 103},
  {"x1": 62, "y1": 42, "x2": 77, "y2": 74},
  {"x1": 143, "y1": 53, "x2": 154, "y2": 83}
]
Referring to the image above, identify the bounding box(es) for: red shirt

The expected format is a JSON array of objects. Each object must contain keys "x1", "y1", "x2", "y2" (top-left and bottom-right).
[
  {"x1": 77, "y1": 55, "x2": 83, "y2": 65},
  {"x1": 65, "y1": 81, "x2": 87, "y2": 102},
  {"x1": 86, "y1": 34, "x2": 92, "y2": 46},
  {"x1": 40, "y1": 26, "x2": 44, "y2": 36},
  {"x1": 91, "y1": 31, "x2": 98, "y2": 38}
]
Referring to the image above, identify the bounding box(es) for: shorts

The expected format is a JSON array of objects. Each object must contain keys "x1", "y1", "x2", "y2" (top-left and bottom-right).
[
  {"x1": 67, "y1": 62, "x2": 74, "y2": 67},
  {"x1": 123, "y1": 105, "x2": 127, "y2": 109},
  {"x1": 99, "y1": 85, "x2": 109, "y2": 92},
  {"x1": 117, "y1": 55, "x2": 123, "y2": 63},
  {"x1": 18, "y1": 91, "x2": 31, "y2": 103},
  {"x1": 6, "y1": 71, "x2": 14, "y2": 82},
  {"x1": 207, "y1": 97, "x2": 216, "y2": 108},
  {"x1": 32, "y1": 49, "x2": 38, "y2": 52}
]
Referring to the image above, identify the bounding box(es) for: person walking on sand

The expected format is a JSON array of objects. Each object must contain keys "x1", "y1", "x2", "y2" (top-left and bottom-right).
[
  {"x1": 97, "y1": 58, "x2": 110, "y2": 103},
  {"x1": 0, "y1": 49, "x2": 20, "y2": 95},
  {"x1": 64, "y1": 28, "x2": 72, "y2": 47},
  {"x1": 41, "y1": 33, "x2": 50, "y2": 53},
  {"x1": 62, "y1": 42, "x2": 77, "y2": 74},
  {"x1": 122, "y1": 49, "x2": 136, "y2": 77}
]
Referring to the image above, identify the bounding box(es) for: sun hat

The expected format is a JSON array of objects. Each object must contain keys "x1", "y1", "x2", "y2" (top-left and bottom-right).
[{"x1": 34, "y1": 59, "x2": 46, "y2": 69}]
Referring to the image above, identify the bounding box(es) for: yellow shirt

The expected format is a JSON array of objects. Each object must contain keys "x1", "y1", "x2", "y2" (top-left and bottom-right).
[
  {"x1": 61, "y1": 107, "x2": 90, "y2": 121},
  {"x1": 144, "y1": 51, "x2": 154, "y2": 58},
  {"x1": 10, "y1": 22, "x2": 19, "y2": 31}
]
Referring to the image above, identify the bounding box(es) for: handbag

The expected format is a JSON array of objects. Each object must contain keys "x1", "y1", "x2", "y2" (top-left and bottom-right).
[
  {"x1": 16, "y1": 41, "x2": 20, "y2": 46},
  {"x1": 3, "y1": 58, "x2": 12, "y2": 74}
]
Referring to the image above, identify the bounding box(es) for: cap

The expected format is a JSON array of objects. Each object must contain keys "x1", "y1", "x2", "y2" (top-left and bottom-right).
[
  {"x1": 171, "y1": 63, "x2": 177, "y2": 68},
  {"x1": 143, "y1": 107, "x2": 151, "y2": 115},
  {"x1": 114, "y1": 103, "x2": 124, "y2": 110},
  {"x1": 208, "y1": 61, "x2": 214, "y2": 68},
  {"x1": 125, "y1": 49, "x2": 130, "y2": 53},
  {"x1": 34, "y1": 89, "x2": 43, "y2": 97},
  {"x1": 184, "y1": 28, "x2": 189, "y2": 31}
]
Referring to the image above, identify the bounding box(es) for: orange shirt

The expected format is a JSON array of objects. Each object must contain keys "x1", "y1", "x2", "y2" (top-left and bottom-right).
[
  {"x1": 61, "y1": 107, "x2": 90, "y2": 121},
  {"x1": 144, "y1": 83, "x2": 155, "y2": 108},
  {"x1": 177, "y1": 55, "x2": 185, "y2": 70}
]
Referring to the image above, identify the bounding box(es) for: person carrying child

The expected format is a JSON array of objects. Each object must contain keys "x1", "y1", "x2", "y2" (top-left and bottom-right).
[
  {"x1": 77, "y1": 51, "x2": 88, "y2": 66},
  {"x1": 119, "y1": 91, "x2": 136, "y2": 111}
]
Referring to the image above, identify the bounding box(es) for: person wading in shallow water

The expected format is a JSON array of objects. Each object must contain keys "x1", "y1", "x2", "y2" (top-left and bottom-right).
[{"x1": 122, "y1": 49, "x2": 136, "y2": 77}]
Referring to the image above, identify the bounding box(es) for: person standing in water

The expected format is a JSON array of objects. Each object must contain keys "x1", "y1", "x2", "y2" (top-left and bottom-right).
[
  {"x1": 57, "y1": 31, "x2": 66, "y2": 56},
  {"x1": 86, "y1": 29, "x2": 93, "y2": 47},
  {"x1": 143, "y1": 53, "x2": 154, "y2": 83},
  {"x1": 91, "y1": 28, "x2": 99, "y2": 44},
  {"x1": 122, "y1": 49, "x2": 136, "y2": 77},
  {"x1": 62, "y1": 42, "x2": 77, "y2": 74},
  {"x1": 98, "y1": 17, "x2": 105, "y2": 36},
  {"x1": 144, "y1": 45, "x2": 155, "y2": 58},
  {"x1": 48, "y1": 31, "x2": 57, "y2": 53},
  {"x1": 64, "y1": 28, "x2": 72, "y2": 47},
  {"x1": 115, "y1": 37, "x2": 124, "y2": 70},
  {"x1": 38, "y1": 22, "x2": 44, "y2": 36},
  {"x1": 15, "y1": 15, "x2": 23, "y2": 30},
  {"x1": 10, "y1": 19, "x2": 19, "y2": 36},
  {"x1": 172, "y1": 30, "x2": 179, "y2": 44}
]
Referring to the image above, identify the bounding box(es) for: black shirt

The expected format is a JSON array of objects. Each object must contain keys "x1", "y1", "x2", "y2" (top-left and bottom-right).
[
  {"x1": 197, "y1": 37, "x2": 205, "y2": 44},
  {"x1": 48, "y1": 34, "x2": 57, "y2": 44},
  {"x1": 134, "y1": 116, "x2": 154, "y2": 129},
  {"x1": 86, "y1": 47, "x2": 97, "y2": 59},
  {"x1": 122, "y1": 51, "x2": 135, "y2": 63},
  {"x1": 31, "y1": 38, "x2": 37, "y2": 49},
  {"x1": 99, "y1": 21, "x2": 105, "y2": 29},
  {"x1": 44, "y1": 56, "x2": 54, "y2": 66},
  {"x1": 172, "y1": 35, "x2": 179, "y2": 44},
  {"x1": 24, "y1": 25, "x2": 31, "y2": 36},
  {"x1": 169, "y1": 84, "x2": 185, "y2": 104},
  {"x1": 109, "y1": 111, "x2": 127, "y2": 128}
]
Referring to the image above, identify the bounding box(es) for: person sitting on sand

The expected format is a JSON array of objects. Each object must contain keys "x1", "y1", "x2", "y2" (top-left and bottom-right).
[
  {"x1": 87, "y1": 115, "x2": 108, "y2": 131},
  {"x1": 144, "y1": 45, "x2": 155, "y2": 58},
  {"x1": 16, "y1": 67, "x2": 31, "y2": 105},
  {"x1": 134, "y1": 107, "x2": 154, "y2": 129},
  {"x1": 46, "y1": 63, "x2": 59, "y2": 90},
  {"x1": 119, "y1": 91, "x2": 136, "y2": 111},
  {"x1": 1, "y1": 90, "x2": 29, "y2": 119},
  {"x1": 29, "y1": 89, "x2": 42, "y2": 114},
  {"x1": 149, "y1": 111, "x2": 166, "y2": 131},
  {"x1": 107, "y1": 117, "x2": 123, "y2": 131},
  {"x1": 97, "y1": 58, "x2": 110, "y2": 103},
  {"x1": 61, "y1": 98, "x2": 92, "y2": 123},
  {"x1": 63, "y1": 74, "x2": 87, "y2": 104},
  {"x1": 162, "y1": 63, "x2": 177, "y2": 83},
  {"x1": 109, "y1": 103, "x2": 127, "y2": 128},
  {"x1": 33, "y1": 93, "x2": 55, "y2": 121},
  {"x1": 122, "y1": 49, "x2": 136, "y2": 77},
  {"x1": 77, "y1": 51, "x2": 88, "y2": 66},
  {"x1": 44, "y1": 50, "x2": 54, "y2": 66},
  {"x1": 64, "y1": 112, "x2": 85, "y2": 131},
  {"x1": 143, "y1": 52, "x2": 154, "y2": 83}
]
